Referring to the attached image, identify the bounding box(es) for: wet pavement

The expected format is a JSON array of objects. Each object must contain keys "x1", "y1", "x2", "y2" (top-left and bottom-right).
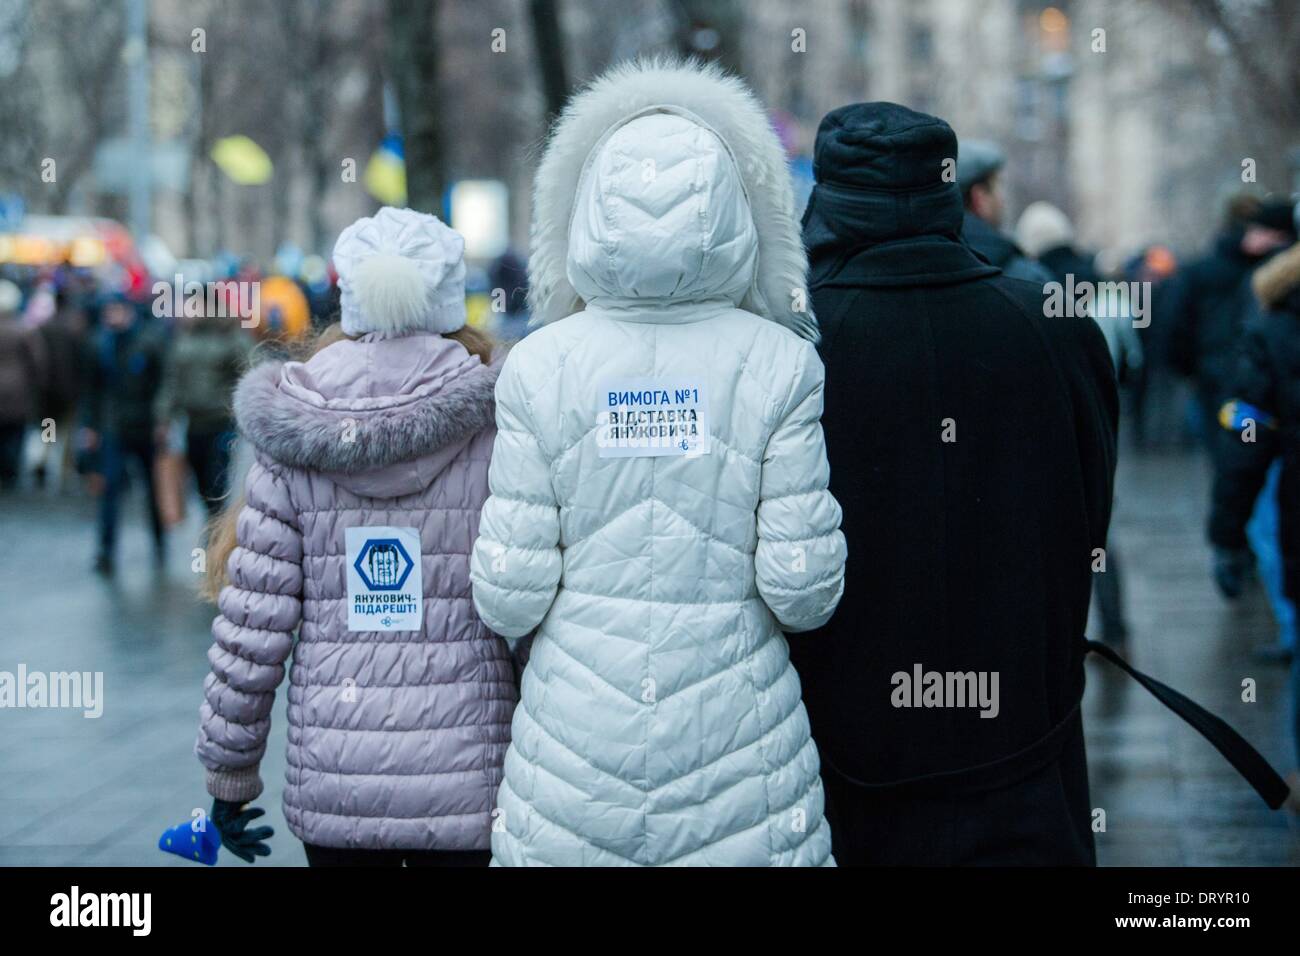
[
  {"x1": 0, "y1": 445, "x2": 1296, "y2": 866},
  {"x1": 1084, "y1": 450, "x2": 1300, "y2": 865}
]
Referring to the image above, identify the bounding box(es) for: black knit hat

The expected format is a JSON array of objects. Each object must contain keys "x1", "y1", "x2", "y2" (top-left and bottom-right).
[
  {"x1": 812, "y1": 102, "x2": 959, "y2": 194},
  {"x1": 804, "y1": 102, "x2": 966, "y2": 250}
]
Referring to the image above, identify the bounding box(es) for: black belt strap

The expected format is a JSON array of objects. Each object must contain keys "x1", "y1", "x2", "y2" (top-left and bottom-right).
[{"x1": 1085, "y1": 639, "x2": 1291, "y2": 810}]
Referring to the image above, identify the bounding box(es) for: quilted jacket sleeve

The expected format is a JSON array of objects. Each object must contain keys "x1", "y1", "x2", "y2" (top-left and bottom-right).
[
  {"x1": 195, "y1": 458, "x2": 303, "y2": 802},
  {"x1": 755, "y1": 340, "x2": 847, "y2": 632},
  {"x1": 470, "y1": 352, "x2": 563, "y2": 640}
]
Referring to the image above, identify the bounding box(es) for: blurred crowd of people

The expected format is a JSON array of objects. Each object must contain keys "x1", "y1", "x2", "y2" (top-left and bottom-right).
[
  {"x1": 0, "y1": 246, "x2": 532, "y2": 578},
  {"x1": 0, "y1": 259, "x2": 331, "y2": 574},
  {"x1": 966, "y1": 142, "x2": 1300, "y2": 761},
  {"x1": 953, "y1": 136, "x2": 1300, "y2": 680}
]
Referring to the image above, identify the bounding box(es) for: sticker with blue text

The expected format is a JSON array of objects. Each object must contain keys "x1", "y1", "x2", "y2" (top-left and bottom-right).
[{"x1": 596, "y1": 378, "x2": 711, "y2": 459}]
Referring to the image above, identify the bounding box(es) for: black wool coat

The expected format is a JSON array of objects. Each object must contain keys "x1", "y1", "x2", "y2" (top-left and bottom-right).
[
  {"x1": 794, "y1": 133, "x2": 1118, "y2": 864},
  {"x1": 1162, "y1": 231, "x2": 1265, "y2": 407}
]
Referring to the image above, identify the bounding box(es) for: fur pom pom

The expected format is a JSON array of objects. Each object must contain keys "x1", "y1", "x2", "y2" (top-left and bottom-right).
[{"x1": 352, "y1": 254, "x2": 430, "y2": 332}]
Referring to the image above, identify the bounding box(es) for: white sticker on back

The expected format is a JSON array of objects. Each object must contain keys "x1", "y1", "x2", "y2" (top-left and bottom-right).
[
  {"x1": 345, "y1": 526, "x2": 424, "y2": 632},
  {"x1": 596, "y1": 378, "x2": 711, "y2": 458}
]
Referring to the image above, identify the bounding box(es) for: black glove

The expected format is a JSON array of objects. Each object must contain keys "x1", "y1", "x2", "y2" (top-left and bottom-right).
[
  {"x1": 510, "y1": 632, "x2": 535, "y2": 682},
  {"x1": 1213, "y1": 547, "x2": 1252, "y2": 600},
  {"x1": 211, "y1": 798, "x2": 273, "y2": 863}
]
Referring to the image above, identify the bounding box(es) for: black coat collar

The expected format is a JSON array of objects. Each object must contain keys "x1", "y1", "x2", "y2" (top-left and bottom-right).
[
  {"x1": 810, "y1": 235, "x2": 1001, "y2": 289},
  {"x1": 803, "y1": 178, "x2": 1001, "y2": 290}
]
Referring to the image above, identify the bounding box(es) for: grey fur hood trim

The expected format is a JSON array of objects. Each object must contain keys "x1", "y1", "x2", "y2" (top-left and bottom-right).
[{"x1": 233, "y1": 358, "x2": 500, "y2": 474}]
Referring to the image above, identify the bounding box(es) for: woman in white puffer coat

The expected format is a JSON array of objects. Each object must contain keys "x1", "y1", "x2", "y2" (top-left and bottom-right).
[{"x1": 470, "y1": 59, "x2": 847, "y2": 866}]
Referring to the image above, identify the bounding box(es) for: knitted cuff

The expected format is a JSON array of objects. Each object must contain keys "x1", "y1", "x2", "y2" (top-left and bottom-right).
[{"x1": 206, "y1": 767, "x2": 264, "y2": 803}]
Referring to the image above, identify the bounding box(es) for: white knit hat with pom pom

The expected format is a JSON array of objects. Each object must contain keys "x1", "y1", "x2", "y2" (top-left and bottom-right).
[{"x1": 332, "y1": 206, "x2": 467, "y2": 335}]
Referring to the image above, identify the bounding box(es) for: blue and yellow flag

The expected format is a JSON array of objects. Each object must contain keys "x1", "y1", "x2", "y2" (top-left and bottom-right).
[
  {"x1": 210, "y1": 135, "x2": 274, "y2": 185},
  {"x1": 364, "y1": 134, "x2": 407, "y2": 205},
  {"x1": 1219, "y1": 399, "x2": 1276, "y2": 432}
]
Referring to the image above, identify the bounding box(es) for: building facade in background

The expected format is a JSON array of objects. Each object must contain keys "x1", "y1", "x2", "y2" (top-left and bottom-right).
[
  {"x1": 742, "y1": 0, "x2": 1296, "y2": 263},
  {"x1": 6, "y1": 0, "x2": 1294, "y2": 266}
]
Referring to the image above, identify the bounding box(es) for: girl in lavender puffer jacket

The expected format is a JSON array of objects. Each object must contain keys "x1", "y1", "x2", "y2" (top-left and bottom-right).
[{"x1": 196, "y1": 208, "x2": 515, "y2": 866}]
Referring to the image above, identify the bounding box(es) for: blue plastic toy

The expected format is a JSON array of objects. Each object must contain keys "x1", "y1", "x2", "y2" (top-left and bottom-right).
[{"x1": 158, "y1": 818, "x2": 221, "y2": 865}]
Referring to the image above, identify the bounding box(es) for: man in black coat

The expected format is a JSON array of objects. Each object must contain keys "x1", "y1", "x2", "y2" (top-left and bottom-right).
[
  {"x1": 1164, "y1": 196, "x2": 1294, "y2": 452},
  {"x1": 792, "y1": 103, "x2": 1118, "y2": 865},
  {"x1": 956, "y1": 139, "x2": 1053, "y2": 285},
  {"x1": 1209, "y1": 239, "x2": 1300, "y2": 779},
  {"x1": 1165, "y1": 199, "x2": 1296, "y2": 624}
]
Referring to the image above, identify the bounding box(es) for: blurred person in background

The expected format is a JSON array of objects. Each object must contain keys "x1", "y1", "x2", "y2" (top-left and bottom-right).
[
  {"x1": 0, "y1": 279, "x2": 47, "y2": 490},
  {"x1": 1209, "y1": 234, "x2": 1300, "y2": 793},
  {"x1": 1018, "y1": 199, "x2": 1137, "y2": 644},
  {"x1": 82, "y1": 292, "x2": 168, "y2": 575},
  {"x1": 30, "y1": 282, "x2": 89, "y2": 492},
  {"x1": 1017, "y1": 201, "x2": 1145, "y2": 385},
  {"x1": 1165, "y1": 195, "x2": 1294, "y2": 453},
  {"x1": 249, "y1": 274, "x2": 312, "y2": 357},
  {"x1": 1168, "y1": 197, "x2": 1298, "y2": 658},
  {"x1": 1123, "y1": 245, "x2": 1180, "y2": 449},
  {"x1": 155, "y1": 311, "x2": 252, "y2": 517},
  {"x1": 957, "y1": 139, "x2": 1053, "y2": 285},
  {"x1": 487, "y1": 247, "x2": 529, "y2": 341}
]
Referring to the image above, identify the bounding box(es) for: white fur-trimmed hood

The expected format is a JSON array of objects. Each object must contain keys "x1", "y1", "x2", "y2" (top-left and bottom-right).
[{"x1": 528, "y1": 57, "x2": 817, "y2": 341}]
